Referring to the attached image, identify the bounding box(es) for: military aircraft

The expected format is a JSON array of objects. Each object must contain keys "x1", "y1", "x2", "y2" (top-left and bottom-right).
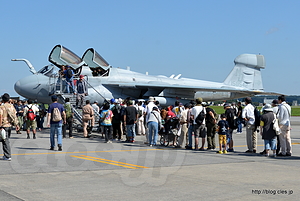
[{"x1": 13, "y1": 44, "x2": 277, "y2": 106}]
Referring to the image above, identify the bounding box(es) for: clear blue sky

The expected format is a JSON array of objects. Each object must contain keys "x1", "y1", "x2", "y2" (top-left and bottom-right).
[{"x1": 1, "y1": 0, "x2": 299, "y2": 98}]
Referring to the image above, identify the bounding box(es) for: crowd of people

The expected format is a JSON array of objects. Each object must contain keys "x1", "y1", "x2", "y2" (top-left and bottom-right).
[
  {"x1": 0, "y1": 92, "x2": 292, "y2": 161},
  {"x1": 93, "y1": 95, "x2": 292, "y2": 158}
]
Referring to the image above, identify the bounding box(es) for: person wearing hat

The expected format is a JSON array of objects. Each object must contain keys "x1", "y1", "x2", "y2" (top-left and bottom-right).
[
  {"x1": 47, "y1": 95, "x2": 66, "y2": 151},
  {"x1": 260, "y1": 104, "x2": 277, "y2": 157},
  {"x1": 224, "y1": 103, "x2": 236, "y2": 152},
  {"x1": 0, "y1": 93, "x2": 19, "y2": 161},
  {"x1": 146, "y1": 106, "x2": 161, "y2": 146},
  {"x1": 242, "y1": 97, "x2": 257, "y2": 153},
  {"x1": 75, "y1": 75, "x2": 88, "y2": 109},
  {"x1": 143, "y1": 97, "x2": 156, "y2": 144}
]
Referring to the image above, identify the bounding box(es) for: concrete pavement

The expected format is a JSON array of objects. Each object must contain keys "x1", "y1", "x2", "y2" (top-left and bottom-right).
[{"x1": 0, "y1": 117, "x2": 299, "y2": 200}]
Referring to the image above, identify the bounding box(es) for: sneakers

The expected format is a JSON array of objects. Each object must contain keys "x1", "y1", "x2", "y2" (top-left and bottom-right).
[
  {"x1": 227, "y1": 148, "x2": 234, "y2": 152},
  {"x1": 69, "y1": 137, "x2": 74, "y2": 139},
  {"x1": 223, "y1": 150, "x2": 228, "y2": 154},
  {"x1": 58, "y1": 145, "x2": 62, "y2": 151},
  {"x1": 106, "y1": 140, "x2": 112, "y2": 143},
  {"x1": 2, "y1": 156, "x2": 11, "y2": 161},
  {"x1": 217, "y1": 151, "x2": 223, "y2": 154}
]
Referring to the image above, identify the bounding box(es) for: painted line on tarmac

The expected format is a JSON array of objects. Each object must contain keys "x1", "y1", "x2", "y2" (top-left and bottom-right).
[
  {"x1": 70, "y1": 155, "x2": 149, "y2": 169},
  {"x1": 11, "y1": 148, "x2": 159, "y2": 156}
]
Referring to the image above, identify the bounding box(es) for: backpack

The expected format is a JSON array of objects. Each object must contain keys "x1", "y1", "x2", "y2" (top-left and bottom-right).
[
  {"x1": 52, "y1": 107, "x2": 62, "y2": 122},
  {"x1": 253, "y1": 106, "x2": 261, "y2": 129},
  {"x1": 195, "y1": 109, "x2": 206, "y2": 125},
  {"x1": 226, "y1": 108, "x2": 237, "y2": 129},
  {"x1": 64, "y1": 103, "x2": 72, "y2": 118},
  {"x1": 67, "y1": 69, "x2": 73, "y2": 78},
  {"x1": 26, "y1": 106, "x2": 36, "y2": 121}
]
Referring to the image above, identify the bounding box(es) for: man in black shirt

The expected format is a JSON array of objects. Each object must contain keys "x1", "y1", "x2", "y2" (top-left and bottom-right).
[{"x1": 124, "y1": 100, "x2": 138, "y2": 142}]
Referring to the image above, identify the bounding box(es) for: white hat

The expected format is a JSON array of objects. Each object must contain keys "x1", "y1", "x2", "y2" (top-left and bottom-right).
[
  {"x1": 148, "y1": 96, "x2": 155, "y2": 102},
  {"x1": 263, "y1": 104, "x2": 273, "y2": 112}
]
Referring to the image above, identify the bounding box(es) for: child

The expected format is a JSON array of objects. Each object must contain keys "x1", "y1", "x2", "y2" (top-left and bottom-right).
[{"x1": 217, "y1": 114, "x2": 229, "y2": 154}]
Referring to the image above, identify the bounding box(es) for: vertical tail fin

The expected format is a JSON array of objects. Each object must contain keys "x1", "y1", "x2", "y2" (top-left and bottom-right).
[{"x1": 223, "y1": 54, "x2": 265, "y2": 91}]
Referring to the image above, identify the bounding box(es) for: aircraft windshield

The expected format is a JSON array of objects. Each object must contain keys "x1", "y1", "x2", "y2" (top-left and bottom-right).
[{"x1": 48, "y1": 45, "x2": 84, "y2": 69}]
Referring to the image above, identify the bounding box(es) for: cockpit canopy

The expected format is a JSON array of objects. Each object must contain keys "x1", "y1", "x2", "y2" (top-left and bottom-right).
[
  {"x1": 48, "y1": 45, "x2": 85, "y2": 69},
  {"x1": 82, "y1": 48, "x2": 110, "y2": 70}
]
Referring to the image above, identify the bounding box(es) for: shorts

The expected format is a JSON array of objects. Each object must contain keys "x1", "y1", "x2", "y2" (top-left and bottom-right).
[
  {"x1": 193, "y1": 124, "x2": 207, "y2": 138},
  {"x1": 218, "y1": 135, "x2": 226, "y2": 145},
  {"x1": 26, "y1": 120, "x2": 37, "y2": 130}
]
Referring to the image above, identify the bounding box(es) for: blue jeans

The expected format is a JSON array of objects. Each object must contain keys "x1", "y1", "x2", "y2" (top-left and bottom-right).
[
  {"x1": 126, "y1": 124, "x2": 136, "y2": 138},
  {"x1": 237, "y1": 117, "x2": 243, "y2": 133},
  {"x1": 50, "y1": 123, "x2": 63, "y2": 148},
  {"x1": 264, "y1": 138, "x2": 276, "y2": 150},
  {"x1": 65, "y1": 79, "x2": 74, "y2": 93},
  {"x1": 188, "y1": 124, "x2": 194, "y2": 147},
  {"x1": 148, "y1": 121, "x2": 158, "y2": 145}
]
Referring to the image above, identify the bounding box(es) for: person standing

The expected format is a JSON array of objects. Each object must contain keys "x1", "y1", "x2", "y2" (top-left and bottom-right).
[
  {"x1": 271, "y1": 99, "x2": 280, "y2": 155},
  {"x1": 147, "y1": 107, "x2": 161, "y2": 146},
  {"x1": 14, "y1": 100, "x2": 24, "y2": 134},
  {"x1": 242, "y1": 97, "x2": 257, "y2": 153},
  {"x1": 124, "y1": 100, "x2": 138, "y2": 142},
  {"x1": 143, "y1": 97, "x2": 156, "y2": 144},
  {"x1": 23, "y1": 100, "x2": 39, "y2": 139},
  {"x1": 75, "y1": 75, "x2": 88, "y2": 109},
  {"x1": 63, "y1": 98, "x2": 74, "y2": 139},
  {"x1": 63, "y1": 65, "x2": 75, "y2": 93},
  {"x1": 217, "y1": 114, "x2": 229, "y2": 154},
  {"x1": 47, "y1": 95, "x2": 66, "y2": 151},
  {"x1": 100, "y1": 103, "x2": 114, "y2": 143},
  {"x1": 111, "y1": 100, "x2": 123, "y2": 141},
  {"x1": 205, "y1": 103, "x2": 217, "y2": 150},
  {"x1": 236, "y1": 102, "x2": 243, "y2": 134},
  {"x1": 260, "y1": 104, "x2": 277, "y2": 157},
  {"x1": 224, "y1": 103, "x2": 236, "y2": 152},
  {"x1": 136, "y1": 101, "x2": 146, "y2": 136},
  {"x1": 82, "y1": 100, "x2": 94, "y2": 138},
  {"x1": 191, "y1": 98, "x2": 206, "y2": 151},
  {"x1": 176, "y1": 103, "x2": 190, "y2": 148},
  {"x1": 277, "y1": 95, "x2": 292, "y2": 156},
  {"x1": 0, "y1": 93, "x2": 19, "y2": 161}
]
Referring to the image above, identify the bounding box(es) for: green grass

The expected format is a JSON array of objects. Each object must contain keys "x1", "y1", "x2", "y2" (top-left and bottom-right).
[{"x1": 209, "y1": 106, "x2": 300, "y2": 116}]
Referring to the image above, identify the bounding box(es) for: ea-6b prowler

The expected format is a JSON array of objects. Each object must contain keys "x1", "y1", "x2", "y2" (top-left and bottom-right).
[{"x1": 13, "y1": 44, "x2": 278, "y2": 105}]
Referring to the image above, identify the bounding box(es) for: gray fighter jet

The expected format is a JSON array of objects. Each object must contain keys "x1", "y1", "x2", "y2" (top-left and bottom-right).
[{"x1": 13, "y1": 45, "x2": 277, "y2": 105}]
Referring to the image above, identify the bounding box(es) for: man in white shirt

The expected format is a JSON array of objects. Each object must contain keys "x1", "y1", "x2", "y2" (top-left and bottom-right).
[
  {"x1": 277, "y1": 95, "x2": 292, "y2": 156},
  {"x1": 191, "y1": 98, "x2": 206, "y2": 151},
  {"x1": 242, "y1": 97, "x2": 257, "y2": 153}
]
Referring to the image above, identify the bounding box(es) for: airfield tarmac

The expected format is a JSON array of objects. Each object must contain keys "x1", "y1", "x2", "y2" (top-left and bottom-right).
[{"x1": 0, "y1": 117, "x2": 300, "y2": 201}]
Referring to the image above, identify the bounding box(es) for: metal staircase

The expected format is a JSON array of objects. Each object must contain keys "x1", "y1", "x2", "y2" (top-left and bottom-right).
[{"x1": 49, "y1": 75, "x2": 102, "y2": 131}]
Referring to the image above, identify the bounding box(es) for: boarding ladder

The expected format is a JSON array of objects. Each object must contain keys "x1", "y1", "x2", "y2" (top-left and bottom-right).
[{"x1": 48, "y1": 74, "x2": 104, "y2": 129}]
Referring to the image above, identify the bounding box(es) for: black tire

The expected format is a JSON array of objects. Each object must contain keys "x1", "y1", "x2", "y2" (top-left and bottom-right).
[{"x1": 160, "y1": 134, "x2": 169, "y2": 147}]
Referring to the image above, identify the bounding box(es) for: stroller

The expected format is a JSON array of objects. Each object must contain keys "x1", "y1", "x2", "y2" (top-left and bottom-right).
[{"x1": 159, "y1": 117, "x2": 179, "y2": 147}]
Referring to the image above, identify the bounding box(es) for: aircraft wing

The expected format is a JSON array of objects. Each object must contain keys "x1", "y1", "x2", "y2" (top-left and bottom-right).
[{"x1": 103, "y1": 82, "x2": 281, "y2": 98}]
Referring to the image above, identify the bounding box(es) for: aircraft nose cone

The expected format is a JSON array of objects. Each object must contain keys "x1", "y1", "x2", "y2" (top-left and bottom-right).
[{"x1": 14, "y1": 75, "x2": 40, "y2": 99}]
